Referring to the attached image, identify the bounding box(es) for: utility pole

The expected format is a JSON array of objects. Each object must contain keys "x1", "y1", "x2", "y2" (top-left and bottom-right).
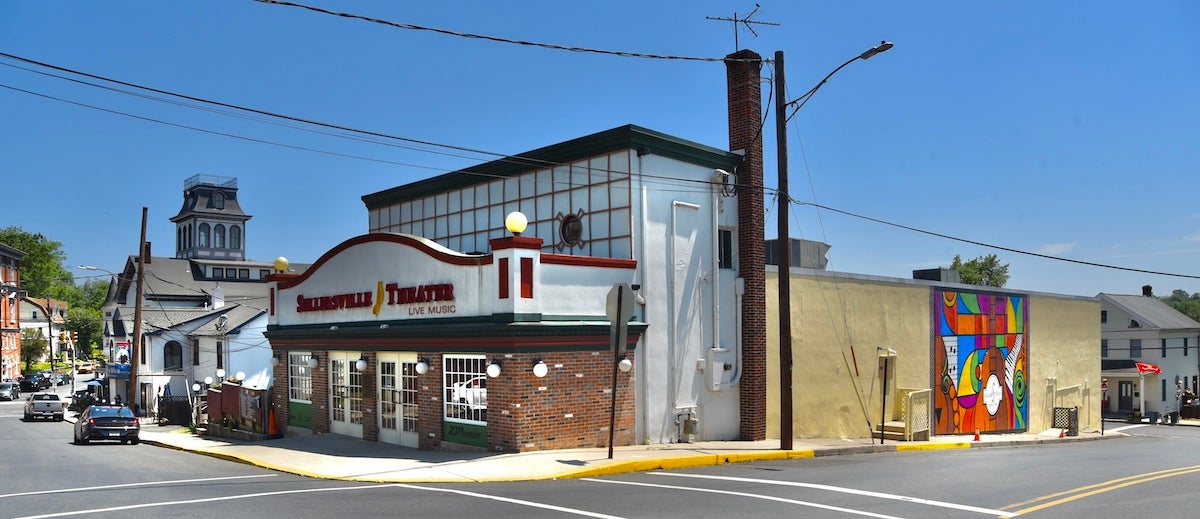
[
  {"x1": 130, "y1": 207, "x2": 147, "y2": 413},
  {"x1": 772, "y1": 42, "x2": 893, "y2": 451},
  {"x1": 774, "y1": 50, "x2": 794, "y2": 450},
  {"x1": 46, "y1": 300, "x2": 55, "y2": 379}
]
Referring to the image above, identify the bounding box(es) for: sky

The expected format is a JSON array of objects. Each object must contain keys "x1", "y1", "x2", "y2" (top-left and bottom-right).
[{"x1": 2, "y1": 1, "x2": 1199, "y2": 299}]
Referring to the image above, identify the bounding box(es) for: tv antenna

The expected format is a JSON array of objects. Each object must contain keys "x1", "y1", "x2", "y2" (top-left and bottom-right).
[{"x1": 706, "y1": 4, "x2": 779, "y2": 51}]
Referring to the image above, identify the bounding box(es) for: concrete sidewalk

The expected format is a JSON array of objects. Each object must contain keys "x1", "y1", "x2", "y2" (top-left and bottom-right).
[{"x1": 132, "y1": 421, "x2": 1158, "y2": 483}]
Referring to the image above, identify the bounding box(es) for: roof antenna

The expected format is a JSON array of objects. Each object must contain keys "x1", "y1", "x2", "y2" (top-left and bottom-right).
[{"x1": 706, "y1": 3, "x2": 779, "y2": 52}]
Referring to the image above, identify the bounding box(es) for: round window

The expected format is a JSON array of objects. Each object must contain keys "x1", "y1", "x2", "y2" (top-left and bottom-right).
[{"x1": 559, "y1": 214, "x2": 583, "y2": 246}]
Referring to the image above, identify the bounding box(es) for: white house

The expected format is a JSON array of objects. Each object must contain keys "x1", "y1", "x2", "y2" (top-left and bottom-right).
[{"x1": 1099, "y1": 286, "x2": 1200, "y2": 419}]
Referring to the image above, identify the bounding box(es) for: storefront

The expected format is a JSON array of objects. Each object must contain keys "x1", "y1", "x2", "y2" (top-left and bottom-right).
[{"x1": 266, "y1": 229, "x2": 645, "y2": 452}]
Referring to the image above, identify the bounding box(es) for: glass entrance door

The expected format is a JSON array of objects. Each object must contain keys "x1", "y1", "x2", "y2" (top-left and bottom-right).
[
  {"x1": 329, "y1": 351, "x2": 364, "y2": 438},
  {"x1": 378, "y1": 352, "x2": 418, "y2": 447}
]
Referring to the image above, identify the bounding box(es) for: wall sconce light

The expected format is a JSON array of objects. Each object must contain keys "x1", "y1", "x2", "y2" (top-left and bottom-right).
[
  {"x1": 273, "y1": 256, "x2": 289, "y2": 273},
  {"x1": 618, "y1": 357, "x2": 633, "y2": 373},
  {"x1": 235, "y1": 371, "x2": 246, "y2": 381},
  {"x1": 355, "y1": 355, "x2": 368, "y2": 371},
  {"x1": 330, "y1": 325, "x2": 339, "y2": 331},
  {"x1": 307, "y1": 356, "x2": 319, "y2": 369},
  {"x1": 532, "y1": 359, "x2": 549, "y2": 378},
  {"x1": 486, "y1": 361, "x2": 502, "y2": 378},
  {"x1": 204, "y1": 376, "x2": 214, "y2": 385},
  {"x1": 380, "y1": 323, "x2": 389, "y2": 329},
  {"x1": 269, "y1": 356, "x2": 280, "y2": 367},
  {"x1": 415, "y1": 358, "x2": 430, "y2": 375},
  {"x1": 216, "y1": 368, "x2": 226, "y2": 380},
  {"x1": 192, "y1": 383, "x2": 201, "y2": 393},
  {"x1": 505, "y1": 211, "x2": 528, "y2": 236}
]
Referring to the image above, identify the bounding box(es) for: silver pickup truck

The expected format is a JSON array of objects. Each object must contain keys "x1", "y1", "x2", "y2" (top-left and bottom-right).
[{"x1": 24, "y1": 393, "x2": 65, "y2": 421}]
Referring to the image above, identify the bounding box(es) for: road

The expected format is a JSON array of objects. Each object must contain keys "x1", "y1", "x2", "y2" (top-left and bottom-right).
[{"x1": 3, "y1": 391, "x2": 1198, "y2": 519}]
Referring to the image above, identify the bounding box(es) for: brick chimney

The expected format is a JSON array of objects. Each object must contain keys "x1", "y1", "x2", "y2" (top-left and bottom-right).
[
  {"x1": 726, "y1": 49, "x2": 766, "y2": 441},
  {"x1": 1143, "y1": 285, "x2": 1153, "y2": 297}
]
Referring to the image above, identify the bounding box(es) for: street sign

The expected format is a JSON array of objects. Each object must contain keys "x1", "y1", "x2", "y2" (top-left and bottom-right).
[
  {"x1": 1101, "y1": 382, "x2": 1108, "y2": 393},
  {"x1": 607, "y1": 283, "x2": 634, "y2": 355}
]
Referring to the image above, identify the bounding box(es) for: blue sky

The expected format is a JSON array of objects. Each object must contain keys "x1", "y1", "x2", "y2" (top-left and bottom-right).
[{"x1": 2, "y1": 1, "x2": 1198, "y2": 298}]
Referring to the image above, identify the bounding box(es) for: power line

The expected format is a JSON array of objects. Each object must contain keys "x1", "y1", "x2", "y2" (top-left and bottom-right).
[
  {"x1": 792, "y1": 199, "x2": 1200, "y2": 280},
  {"x1": 0, "y1": 52, "x2": 744, "y2": 196},
  {"x1": 255, "y1": 0, "x2": 750, "y2": 63}
]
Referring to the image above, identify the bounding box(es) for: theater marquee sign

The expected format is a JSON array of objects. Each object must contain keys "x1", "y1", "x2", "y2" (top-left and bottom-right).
[{"x1": 295, "y1": 282, "x2": 457, "y2": 317}]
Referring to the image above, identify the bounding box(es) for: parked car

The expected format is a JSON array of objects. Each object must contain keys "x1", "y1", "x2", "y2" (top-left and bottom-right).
[
  {"x1": 24, "y1": 393, "x2": 65, "y2": 421},
  {"x1": 19, "y1": 374, "x2": 50, "y2": 392},
  {"x1": 450, "y1": 376, "x2": 487, "y2": 410},
  {"x1": 0, "y1": 382, "x2": 18, "y2": 401},
  {"x1": 76, "y1": 362, "x2": 94, "y2": 374},
  {"x1": 73, "y1": 405, "x2": 140, "y2": 445},
  {"x1": 54, "y1": 372, "x2": 71, "y2": 385}
]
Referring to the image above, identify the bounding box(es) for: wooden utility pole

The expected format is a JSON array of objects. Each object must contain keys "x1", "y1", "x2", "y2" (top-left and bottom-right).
[{"x1": 129, "y1": 207, "x2": 147, "y2": 413}]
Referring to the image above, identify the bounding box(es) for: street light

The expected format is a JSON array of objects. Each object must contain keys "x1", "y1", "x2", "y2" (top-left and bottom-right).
[{"x1": 773, "y1": 41, "x2": 893, "y2": 450}]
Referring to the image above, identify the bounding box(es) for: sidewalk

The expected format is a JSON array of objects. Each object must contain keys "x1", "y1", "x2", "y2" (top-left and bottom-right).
[{"x1": 129, "y1": 419, "x2": 1188, "y2": 483}]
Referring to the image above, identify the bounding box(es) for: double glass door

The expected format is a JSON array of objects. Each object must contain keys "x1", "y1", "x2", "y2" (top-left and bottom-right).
[{"x1": 378, "y1": 352, "x2": 418, "y2": 447}]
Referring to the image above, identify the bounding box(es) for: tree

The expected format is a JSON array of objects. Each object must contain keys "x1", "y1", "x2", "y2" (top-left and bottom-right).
[
  {"x1": 19, "y1": 328, "x2": 48, "y2": 373},
  {"x1": 949, "y1": 254, "x2": 1010, "y2": 287},
  {"x1": 0, "y1": 226, "x2": 73, "y2": 299},
  {"x1": 66, "y1": 307, "x2": 103, "y2": 359},
  {"x1": 1159, "y1": 289, "x2": 1200, "y2": 322}
]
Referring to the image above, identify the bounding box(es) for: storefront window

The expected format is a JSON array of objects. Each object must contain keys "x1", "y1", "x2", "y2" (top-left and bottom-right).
[
  {"x1": 443, "y1": 354, "x2": 487, "y2": 424},
  {"x1": 288, "y1": 352, "x2": 312, "y2": 402}
]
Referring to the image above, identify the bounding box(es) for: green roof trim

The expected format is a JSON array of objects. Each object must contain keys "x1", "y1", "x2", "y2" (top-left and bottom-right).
[{"x1": 362, "y1": 124, "x2": 742, "y2": 209}]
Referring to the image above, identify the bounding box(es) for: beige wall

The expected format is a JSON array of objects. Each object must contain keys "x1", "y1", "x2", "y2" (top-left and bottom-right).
[{"x1": 767, "y1": 269, "x2": 1100, "y2": 440}]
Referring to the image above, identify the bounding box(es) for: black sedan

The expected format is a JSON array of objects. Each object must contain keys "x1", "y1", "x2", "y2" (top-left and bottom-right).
[
  {"x1": 73, "y1": 405, "x2": 140, "y2": 445},
  {"x1": 19, "y1": 375, "x2": 50, "y2": 392}
]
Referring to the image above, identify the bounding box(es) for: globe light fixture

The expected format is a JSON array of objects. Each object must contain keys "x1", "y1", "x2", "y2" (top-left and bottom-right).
[
  {"x1": 504, "y1": 211, "x2": 528, "y2": 236},
  {"x1": 486, "y1": 362, "x2": 502, "y2": 378},
  {"x1": 192, "y1": 383, "x2": 201, "y2": 392},
  {"x1": 618, "y1": 357, "x2": 633, "y2": 373},
  {"x1": 269, "y1": 356, "x2": 280, "y2": 367},
  {"x1": 355, "y1": 356, "x2": 368, "y2": 371},
  {"x1": 273, "y1": 256, "x2": 289, "y2": 273},
  {"x1": 415, "y1": 359, "x2": 430, "y2": 375},
  {"x1": 216, "y1": 368, "x2": 226, "y2": 380},
  {"x1": 307, "y1": 356, "x2": 319, "y2": 368},
  {"x1": 532, "y1": 360, "x2": 549, "y2": 378},
  {"x1": 235, "y1": 371, "x2": 246, "y2": 381},
  {"x1": 204, "y1": 376, "x2": 213, "y2": 385}
]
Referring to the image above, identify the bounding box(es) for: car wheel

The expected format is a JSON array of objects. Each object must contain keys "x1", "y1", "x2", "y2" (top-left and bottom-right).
[
  {"x1": 130, "y1": 438, "x2": 140, "y2": 446},
  {"x1": 120, "y1": 439, "x2": 128, "y2": 445}
]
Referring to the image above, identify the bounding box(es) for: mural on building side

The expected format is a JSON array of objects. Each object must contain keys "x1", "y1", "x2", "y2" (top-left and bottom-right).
[{"x1": 933, "y1": 289, "x2": 1029, "y2": 435}]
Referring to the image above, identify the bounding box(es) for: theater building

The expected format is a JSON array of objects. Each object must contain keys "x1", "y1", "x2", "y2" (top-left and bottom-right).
[{"x1": 265, "y1": 125, "x2": 749, "y2": 452}]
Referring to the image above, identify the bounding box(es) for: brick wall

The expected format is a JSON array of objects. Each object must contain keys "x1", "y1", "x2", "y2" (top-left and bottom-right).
[
  {"x1": 270, "y1": 348, "x2": 288, "y2": 432},
  {"x1": 491, "y1": 351, "x2": 635, "y2": 453},
  {"x1": 726, "y1": 49, "x2": 767, "y2": 441},
  {"x1": 310, "y1": 351, "x2": 329, "y2": 434}
]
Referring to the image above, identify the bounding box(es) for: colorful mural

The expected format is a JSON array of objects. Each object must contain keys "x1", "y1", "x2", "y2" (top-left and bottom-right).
[{"x1": 933, "y1": 289, "x2": 1028, "y2": 435}]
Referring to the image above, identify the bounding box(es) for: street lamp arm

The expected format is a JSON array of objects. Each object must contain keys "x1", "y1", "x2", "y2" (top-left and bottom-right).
[{"x1": 783, "y1": 40, "x2": 893, "y2": 122}]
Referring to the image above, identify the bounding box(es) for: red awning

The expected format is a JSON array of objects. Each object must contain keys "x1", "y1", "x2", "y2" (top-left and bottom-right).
[{"x1": 1136, "y1": 362, "x2": 1162, "y2": 374}]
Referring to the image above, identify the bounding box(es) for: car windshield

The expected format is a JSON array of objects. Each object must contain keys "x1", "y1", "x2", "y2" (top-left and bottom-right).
[{"x1": 89, "y1": 406, "x2": 134, "y2": 418}]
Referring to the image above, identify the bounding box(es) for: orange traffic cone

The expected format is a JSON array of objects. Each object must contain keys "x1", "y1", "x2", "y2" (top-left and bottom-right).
[
  {"x1": 1058, "y1": 428, "x2": 1065, "y2": 439},
  {"x1": 268, "y1": 407, "x2": 279, "y2": 437},
  {"x1": 973, "y1": 429, "x2": 980, "y2": 441}
]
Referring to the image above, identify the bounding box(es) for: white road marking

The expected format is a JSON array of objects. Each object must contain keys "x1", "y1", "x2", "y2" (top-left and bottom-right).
[
  {"x1": 1106, "y1": 424, "x2": 1148, "y2": 433},
  {"x1": 0, "y1": 474, "x2": 277, "y2": 499},
  {"x1": 391, "y1": 483, "x2": 628, "y2": 518},
  {"x1": 12, "y1": 483, "x2": 395, "y2": 519},
  {"x1": 12, "y1": 481, "x2": 626, "y2": 519},
  {"x1": 646, "y1": 472, "x2": 1017, "y2": 517},
  {"x1": 583, "y1": 478, "x2": 905, "y2": 518}
]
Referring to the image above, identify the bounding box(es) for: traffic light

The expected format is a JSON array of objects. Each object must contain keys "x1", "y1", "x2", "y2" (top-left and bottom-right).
[
  {"x1": 71, "y1": 331, "x2": 78, "y2": 344},
  {"x1": 58, "y1": 331, "x2": 67, "y2": 342}
]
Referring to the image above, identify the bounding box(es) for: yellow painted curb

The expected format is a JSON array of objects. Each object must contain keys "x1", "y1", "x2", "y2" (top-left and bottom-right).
[{"x1": 895, "y1": 442, "x2": 971, "y2": 451}]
